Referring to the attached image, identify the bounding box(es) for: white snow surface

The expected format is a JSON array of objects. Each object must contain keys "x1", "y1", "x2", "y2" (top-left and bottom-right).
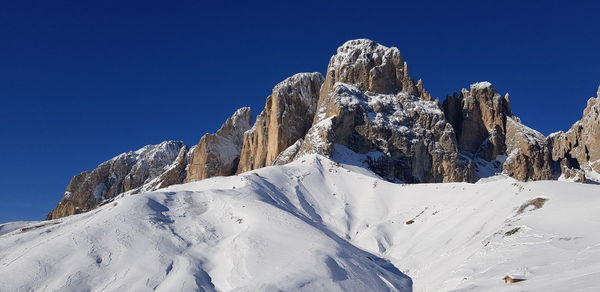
[
  {"x1": 2, "y1": 155, "x2": 600, "y2": 291},
  {"x1": 0, "y1": 221, "x2": 36, "y2": 236}
]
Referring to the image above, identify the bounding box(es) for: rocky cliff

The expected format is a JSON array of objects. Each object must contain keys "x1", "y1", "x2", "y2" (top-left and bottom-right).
[
  {"x1": 47, "y1": 141, "x2": 190, "y2": 219},
  {"x1": 549, "y1": 86, "x2": 600, "y2": 180},
  {"x1": 442, "y1": 82, "x2": 511, "y2": 161},
  {"x1": 48, "y1": 108, "x2": 252, "y2": 220},
  {"x1": 185, "y1": 107, "x2": 252, "y2": 181},
  {"x1": 295, "y1": 39, "x2": 474, "y2": 183},
  {"x1": 442, "y1": 82, "x2": 554, "y2": 181},
  {"x1": 503, "y1": 117, "x2": 554, "y2": 181},
  {"x1": 236, "y1": 73, "x2": 324, "y2": 173}
]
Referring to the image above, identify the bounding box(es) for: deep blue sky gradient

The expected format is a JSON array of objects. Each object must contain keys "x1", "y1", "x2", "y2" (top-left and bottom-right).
[{"x1": 1, "y1": 0, "x2": 599, "y2": 222}]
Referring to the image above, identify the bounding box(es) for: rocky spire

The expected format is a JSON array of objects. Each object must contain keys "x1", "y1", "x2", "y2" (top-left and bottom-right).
[
  {"x1": 236, "y1": 72, "x2": 324, "y2": 173},
  {"x1": 185, "y1": 107, "x2": 252, "y2": 182}
]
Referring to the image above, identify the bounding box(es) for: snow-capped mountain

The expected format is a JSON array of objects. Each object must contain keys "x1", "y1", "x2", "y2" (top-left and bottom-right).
[
  {"x1": 10, "y1": 39, "x2": 600, "y2": 291},
  {"x1": 2, "y1": 155, "x2": 600, "y2": 291},
  {"x1": 48, "y1": 39, "x2": 600, "y2": 220}
]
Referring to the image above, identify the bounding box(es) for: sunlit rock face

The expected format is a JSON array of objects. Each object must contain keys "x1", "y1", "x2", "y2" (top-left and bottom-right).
[
  {"x1": 185, "y1": 107, "x2": 252, "y2": 182},
  {"x1": 236, "y1": 72, "x2": 323, "y2": 174}
]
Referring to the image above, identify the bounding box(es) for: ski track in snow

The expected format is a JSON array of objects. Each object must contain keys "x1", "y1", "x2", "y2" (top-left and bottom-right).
[{"x1": 1, "y1": 154, "x2": 600, "y2": 291}]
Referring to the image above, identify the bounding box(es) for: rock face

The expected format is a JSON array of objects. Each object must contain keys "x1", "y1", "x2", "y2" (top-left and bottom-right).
[
  {"x1": 141, "y1": 145, "x2": 196, "y2": 191},
  {"x1": 320, "y1": 39, "x2": 431, "y2": 100},
  {"x1": 48, "y1": 107, "x2": 251, "y2": 220},
  {"x1": 442, "y1": 82, "x2": 556, "y2": 181},
  {"x1": 47, "y1": 141, "x2": 190, "y2": 219},
  {"x1": 503, "y1": 117, "x2": 554, "y2": 181},
  {"x1": 549, "y1": 86, "x2": 600, "y2": 175},
  {"x1": 236, "y1": 73, "x2": 323, "y2": 173},
  {"x1": 185, "y1": 107, "x2": 252, "y2": 182},
  {"x1": 297, "y1": 40, "x2": 474, "y2": 183},
  {"x1": 442, "y1": 82, "x2": 512, "y2": 161}
]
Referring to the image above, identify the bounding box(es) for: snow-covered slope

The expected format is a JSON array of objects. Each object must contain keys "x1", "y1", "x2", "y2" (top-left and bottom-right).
[{"x1": 2, "y1": 154, "x2": 600, "y2": 291}]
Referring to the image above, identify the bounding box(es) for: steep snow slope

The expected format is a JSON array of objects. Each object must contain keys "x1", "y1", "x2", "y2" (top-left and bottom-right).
[
  {"x1": 2, "y1": 154, "x2": 600, "y2": 291},
  {"x1": 0, "y1": 157, "x2": 410, "y2": 292}
]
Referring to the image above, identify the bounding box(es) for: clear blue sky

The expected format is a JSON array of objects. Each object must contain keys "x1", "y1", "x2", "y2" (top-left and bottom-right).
[{"x1": 1, "y1": 0, "x2": 598, "y2": 223}]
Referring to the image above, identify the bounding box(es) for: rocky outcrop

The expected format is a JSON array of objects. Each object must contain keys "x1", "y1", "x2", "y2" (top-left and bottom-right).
[
  {"x1": 442, "y1": 82, "x2": 512, "y2": 161},
  {"x1": 296, "y1": 40, "x2": 474, "y2": 183},
  {"x1": 442, "y1": 82, "x2": 557, "y2": 181},
  {"x1": 502, "y1": 117, "x2": 554, "y2": 181},
  {"x1": 141, "y1": 145, "x2": 196, "y2": 191},
  {"x1": 48, "y1": 107, "x2": 251, "y2": 220},
  {"x1": 560, "y1": 166, "x2": 587, "y2": 183},
  {"x1": 185, "y1": 107, "x2": 252, "y2": 182},
  {"x1": 47, "y1": 141, "x2": 189, "y2": 219},
  {"x1": 272, "y1": 139, "x2": 304, "y2": 166},
  {"x1": 236, "y1": 73, "x2": 323, "y2": 173},
  {"x1": 320, "y1": 39, "x2": 431, "y2": 100},
  {"x1": 549, "y1": 86, "x2": 600, "y2": 175}
]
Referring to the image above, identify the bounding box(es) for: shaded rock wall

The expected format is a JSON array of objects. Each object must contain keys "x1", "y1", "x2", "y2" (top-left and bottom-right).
[{"x1": 549, "y1": 87, "x2": 600, "y2": 174}]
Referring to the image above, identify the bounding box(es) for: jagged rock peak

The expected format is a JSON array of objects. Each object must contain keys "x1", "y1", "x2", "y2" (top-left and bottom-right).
[
  {"x1": 443, "y1": 81, "x2": 558, "y2": 181},
  {"x1": 323, "y1": 39, "x2": 431, "y2": 100},
  {"x1": 47, "y1": 141, "x2": 189, "y2": 220},
  {"x1": 550, "y1": 86, "x2": 600, "y2": 176},
  {"x1": 443, "y1": 81, "x2": 512, "y2": 161},
  {"x1": 237, "y1": 72, "x2": 324, "y2": 174},
  {"x1": 185, "y1": 107, "x2": 252, "y2": 182}
]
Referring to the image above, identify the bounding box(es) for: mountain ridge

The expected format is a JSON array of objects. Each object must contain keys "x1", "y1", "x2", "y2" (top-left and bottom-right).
[{"x1": 47, "y1": 39, "x2": 600, "y2": 220}]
